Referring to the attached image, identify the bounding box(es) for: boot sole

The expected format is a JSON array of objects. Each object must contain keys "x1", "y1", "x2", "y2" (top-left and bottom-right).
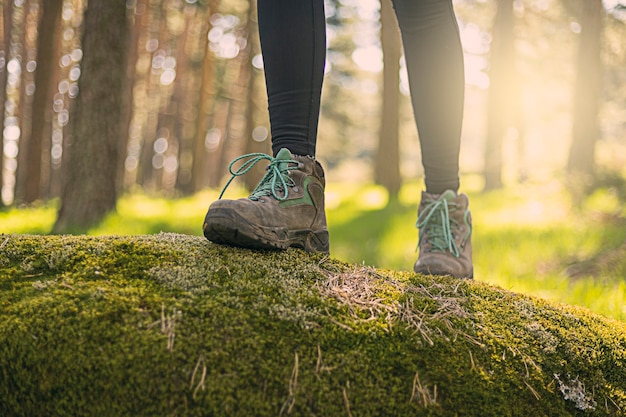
[
  {"x1": 414, "y1": 264, "x2": 473, "y2": 279},
  {"x1": 203, "y1": 208, "x2": 330, "y2": 254}
]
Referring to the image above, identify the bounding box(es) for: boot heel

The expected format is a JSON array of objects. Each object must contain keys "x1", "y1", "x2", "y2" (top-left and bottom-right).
[{"x1": 305, "y1": 230, "x2": 329, "y2": 254}]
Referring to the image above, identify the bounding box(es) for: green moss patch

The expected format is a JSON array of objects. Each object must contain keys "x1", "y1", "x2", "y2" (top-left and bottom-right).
[{"x1": 1, "y1": 233, "x2": 624, "y2": 416}]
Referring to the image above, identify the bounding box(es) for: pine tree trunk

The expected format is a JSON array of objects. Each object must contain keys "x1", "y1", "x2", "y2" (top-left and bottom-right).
[
  {"x1": 117, "y1": 0, "x2": 145, "y2": 194},
  {"x1": 191, "y1": 2, "x2": 217, "y2": 192},
  {"x1": 483, "y1": 0, "x2": 516, "y2": 190},
  {"x1": 14, "y1": 0, "x2": 36, "y2": 204},
  {"x1": 136, "y1": 0, "x2": 165, "y2": 190},
  {"x1": 567, "y1": 0, "x2": 603, "y2": 177},
  {"x1": 0, "y1": 1, "x2": 12, "y2": 207},
  {"x1": 374, "y1": 0, "x2": 402, "y2": 199},
  {"x1": 243, "y1": 0, "x2": 270, "y2": 192},
  {"x1": 219, "y1": 40, "x2": 252, "y2": 189},
  {"x1": 53, "y1": 0, "x2": 129, "y2": 233},
  {"x1": 21, "y1": 0, "x2": 63, "y2": 203}
]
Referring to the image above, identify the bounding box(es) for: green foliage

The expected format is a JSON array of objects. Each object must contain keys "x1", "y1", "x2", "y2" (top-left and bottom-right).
[{"x1": 0, "y1": 233, "x2": 624, "y2": 416}]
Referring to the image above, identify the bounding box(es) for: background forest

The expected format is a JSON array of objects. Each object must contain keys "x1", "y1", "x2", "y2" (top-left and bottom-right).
[{"x1": 1, "y1": 0, "x2": 626, "y2": 319}]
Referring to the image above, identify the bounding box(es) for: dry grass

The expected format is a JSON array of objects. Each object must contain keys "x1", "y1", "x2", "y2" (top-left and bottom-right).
[{"x1": 316, "y1": 265, "x2": 479, "y2": 346}]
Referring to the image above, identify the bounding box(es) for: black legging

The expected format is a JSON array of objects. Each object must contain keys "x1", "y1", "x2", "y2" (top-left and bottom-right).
[{"x1": 257, "y1": 0, "x2": 464, "y2": 194}]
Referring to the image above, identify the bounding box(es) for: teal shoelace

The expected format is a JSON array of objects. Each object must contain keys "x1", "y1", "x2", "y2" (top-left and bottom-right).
[
  {"x1": 218, "y1": 152, "x2": 299, "y2": 201},
  {"x1": 416, "y1": 197, "x2": 467, "y2": 258}
]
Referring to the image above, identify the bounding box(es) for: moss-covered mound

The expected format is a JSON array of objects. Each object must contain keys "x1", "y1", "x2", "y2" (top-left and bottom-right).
[{"x1": 0, "y1": 233, "x2": 624, "y2": 416}]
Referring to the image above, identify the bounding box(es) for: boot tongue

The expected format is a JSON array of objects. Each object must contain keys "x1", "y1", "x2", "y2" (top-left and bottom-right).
[
  {"x1": 275, "y1": 148, "x2": 294, "y2": 171},
  {"x1": 438, "y1": 189, "x2": 458, "y2": 201}
]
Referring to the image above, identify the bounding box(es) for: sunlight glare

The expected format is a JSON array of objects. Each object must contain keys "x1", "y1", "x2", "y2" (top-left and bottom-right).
[
  {"x1": 3, "y1": 125, "x2": 20, "y2": 141},
  {"x1": 361, "y1": 186, "x2": 388, "y2": 209},
  {"x1": 460, "y1": 23, "x2": 490, "y2": 89},
  {"x1": 3, "y1": 141, "x2": 18, "y2": 159},
  {"x1": 352, "y1": 46, "x2": 383, "y2": 73}
]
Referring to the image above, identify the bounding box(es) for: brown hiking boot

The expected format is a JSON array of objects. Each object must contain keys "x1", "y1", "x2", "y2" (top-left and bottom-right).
[
  {"x1": 413, "y1": 190, "x2": 473, "y2": 279},
  {"x1": 203, "y1": 148, "x2": 329, "y2": 253}
]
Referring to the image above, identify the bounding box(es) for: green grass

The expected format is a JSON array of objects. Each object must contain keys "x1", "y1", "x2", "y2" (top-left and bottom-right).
[
  {"x1": 326, "y1": 179, "x2": 626, "y2": 322},
  {"x1": 1, "y1": 180, "x2": 625, "y2": 321}
]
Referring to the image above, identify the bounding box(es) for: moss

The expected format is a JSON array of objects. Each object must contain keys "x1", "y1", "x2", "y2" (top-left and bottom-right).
[{"x1": 0, "y1": 233, "x2": 625, "y2": 416}]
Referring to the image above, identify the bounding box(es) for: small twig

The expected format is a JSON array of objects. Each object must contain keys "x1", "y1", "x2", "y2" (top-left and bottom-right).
[
  {"x1": 316, "y1": 345, "x2": 322, "y2": 374},
  {"x1": 523, "y1": 380, "x2": 541, "y2": 400},
  {"x1": 190, "y1": 355, "x2": 207, "y2": 399},
  {"x1": 216, "y1": 265, "x2": 231, "y2": 276},
  {"x1": 279, "y1": 352, "x2": 299, "y2": 416},
  {"x1": 326, "y1": 316, "x2": 354, "y2": 332},
  {"x1": 160, "y1": 304, "x2": 180, "y2": 351},
  {"x1": 522, "y1": 355, "x2": 530, "y2": 378},
  {"x1": 410, "y1": 371, "x2": 438, "y2": 407},
  {"x1": 161, "y1": 304, "x2": 166, "y2": 333},
  {"x1": 606, "y1": 395, "x2": 622, "y2": 412},
  {"x1": 342, "y1": 384, "x2": 353, "y2": 417}
]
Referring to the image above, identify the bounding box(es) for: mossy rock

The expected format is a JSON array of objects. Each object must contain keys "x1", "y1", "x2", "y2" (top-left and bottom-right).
[{"x1": 0, "y1": 233, "x2": 625, "y2": 416}]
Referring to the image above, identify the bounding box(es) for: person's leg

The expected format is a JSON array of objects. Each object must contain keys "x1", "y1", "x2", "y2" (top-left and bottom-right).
[
  {"x1": 257, "y1": 0, "x2": 326, "y2": 157},
  {"x1": 203, "y1": 0, "x2": 329, "y2": 253},
  {"x1": 391, "y1": 0, "x2": 472, "y2": 278},
  {"x1": 392, "y1": 0, "x2": 464, "y2": 194}
]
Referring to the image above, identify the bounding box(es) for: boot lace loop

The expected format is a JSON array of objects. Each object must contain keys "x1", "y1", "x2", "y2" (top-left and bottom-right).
[
  {"x1": 218, "y1": 153, "x2": 299, "y2": 201},
  {"x1": 416, "y1": 198, "x2": 461, "y2": 258}
]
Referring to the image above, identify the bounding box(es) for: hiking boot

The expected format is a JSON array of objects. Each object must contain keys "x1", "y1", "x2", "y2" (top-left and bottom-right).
[
  {"x1": 203, "y1": 148, "x2": 329, "y2": 253},
  {"x1": 413, "y1": 190, "x2": 473, "y2": 279}
]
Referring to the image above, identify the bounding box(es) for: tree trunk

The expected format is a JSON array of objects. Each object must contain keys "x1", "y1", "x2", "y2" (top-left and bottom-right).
[
  {"x1": 172, "y1": 7, "x2": 194, "y2": 194},
  {"x1": 219, "y1": 37, "x2": 252, "y2": 190},
  {"x1": 0, "y1": 1, "x2": 12, "y2": 207},
  {"x1": 20, "y1": 0, "x2": 63, "y2": 203},
  {"x1": 137, "y1": 0, "x2": 166, "y2": 190},
  {"x1": 483, "y1": 0, "x2": 516, "y2": 190},
  {"x1": 53, "y1": 0, "x2": 129, "y2": 233},
  {"x1": 191, "y1": 2, "x2": 217, "y2": 193},
  {"x1": 567, "y1": 0, "x2": 603, "y2": 177},
  {"x1": 242, "y1": 0, "x2": 270, "y2": 192},
  {"x1": 39, "y1": 12, "x2": 65, "y2": 202},
  {"x1": 14, "y1": 0, "x2": 36, "y2": 204},
  {"x1": 174, "y1": 6, "x2": 212, "y2": 195},
  {"x1": 374, "y1": 0, "x2": 402, "y2": 199},
  {"x1": 117, "y1": 0, "x2": 145, "y2": 194}
]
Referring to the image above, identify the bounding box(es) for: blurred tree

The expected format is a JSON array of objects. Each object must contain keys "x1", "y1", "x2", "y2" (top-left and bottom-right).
[
  {"x1": 137, "y1": 0, "x2": 166, "y2": 191},
  {"x1": 18, "y1": 0, "x2": 63, "y2": 204},
  {"x1": 242, "y1": 0, "x2": 270, "y2": 191},
  {"x1": 483, "y1": 0, "x2": 518, "y2": 190},
  {"x1": 567, "y1": 0, "x2": 604, "y2": 177},
  {"x1": 191, "y1": 4, "x2": 217, "y2": 192},
  {"x1": 54, "y1": 0, "x2": 129, "y2": 233},
  {"x1": 221, "y1": 31, "x2": 252, "y2": 188},
  {"x1": 374, "y1": 0, "x2": 401, "y2": 199},
  {"x1": 152, "y1": 3, "x2": 186, "y2": 193},
  {"x1": 0, "y1": 1, "x2": 12, "y2": 208},
  {"x1": 14, "y1": 0, "x2": 38, "y2": 204},
  {"x1": 317, "y1": 0, "x2": 365, "y2": 169},
  {"x1": 173, "y1": 5, "x2": 201, "y2": 194},
  {"x1": 119, "y1": 0, "x2": 148, "y2": 193},
  {"x1": 212, "y1": 5, "x2": 256, "y2": 190}
]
